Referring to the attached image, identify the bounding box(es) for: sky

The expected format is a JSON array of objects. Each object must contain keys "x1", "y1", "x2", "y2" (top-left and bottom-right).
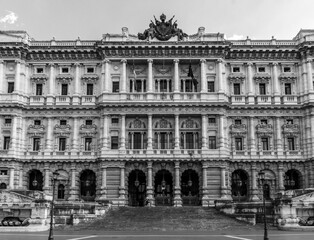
[{"x1": 0, "y1": 0, "x2": 314, "y2": 41}]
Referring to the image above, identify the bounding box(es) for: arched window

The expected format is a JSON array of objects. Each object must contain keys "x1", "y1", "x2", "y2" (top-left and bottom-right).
[
  {"x1": 57, "y1": 184, "x2": 65, "y2": 199},
  {"x1": 0, "y1": 183, "x2": 7, "y2": 189}
]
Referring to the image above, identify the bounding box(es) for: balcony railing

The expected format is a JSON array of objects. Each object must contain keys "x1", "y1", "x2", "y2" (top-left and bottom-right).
[
  {"x1": 256, "y1": 95, "x2": 272, "y2": 104},
  {"x1": 81, "y1": 96, "x2": 96, "y2": 105},
  {"x1": 153, "y1": 93, "x2": 174, "y2": 101},
  {"x1": 281, "y1": 95, "x2": 298, "y2": 104},
  {"x1": 30, "y1": 96, "x2": 46, "y2": 105},
  {"x1": 55, "y1": 96, "x2": 72, "y2": 105},
  {"x1": 180, "y1": 93, "x2": 200, "y2": 101},
  {"x1": 127, "y1": 93, "x2": 147, "y2": 101},
  {"x1": 230, "y1": 95, "x2": 246, "y2": 104}
]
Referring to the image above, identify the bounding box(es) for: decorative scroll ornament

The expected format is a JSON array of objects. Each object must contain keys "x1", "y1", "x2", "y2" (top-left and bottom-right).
[
  {"x1": 79, "y1": 124, "x2": 97, "y2": 136},
  {"x1": 282, "y1": 124, "x2": 300, "y2": 136},
  {"x1": 53, "y1": 124, "x2": 71, "y2": 136},
  {"x1": 154, "y1": 65, "x2": 171, "y2": 75},
  {"x1": 279, "y1": 73, "x2": 297, "y2": 83},
  {"x1": 229, "y1": 124, "x2": 247, "y2": 136},
  {"x1": 253, "y1": 73, "x2": 271, "y2": 83},
  {"x1": 256, "y1": 124, "x2": 273, "y2": 136},
  {"x1": 56, "y1": 74, "x2": 73, "y2": 84},
  {"x1": 155, "y1": 118, "x2": 172, "y2": 128},
  {"x1": 27, "y1": 124, "x2": 46, "y2": 136},
  {"x1": 30, "y1": 74, "x2": 48, "y2": 83},
  {"x1": 81, "y1": 74, "x2": 99, "y2": 83},
  {"x1": 228, "y1": 73, "x2": 246, "y2": 83},
  {"x1": 138, "y1": 14, "x2": 187, "y2": 41}
]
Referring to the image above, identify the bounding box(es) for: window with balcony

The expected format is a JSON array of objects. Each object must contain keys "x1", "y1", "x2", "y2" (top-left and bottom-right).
[
  {"x1": 8, "y1": 82, "x2": 14, "y2": 93},
  {"x1": 208, "y1": 136, "x2": 216, "y2": 149},
  {"x1": 235, "y1": 138, "x2": 243, "y2": 150},
  {"x1": 57, "y1": 184, "x2": 65, "y2": 199},
  {"x1": 59, "y1": 138, "x2": 66, "y2": 151},
  {"x1": 86, "y1": 84, "x2": 93, "y2": 95},
  {"x1": 208, "y1": 82, "x2": 215, "y2": 92},
  {"x1": 33, "y1": 138, "x2": 40, "y2": 151},
  {"x1": 181, "y1": 79, "x2": 197, "y2": 92},
  {"x1": 34, "y1": 120, "x2": 41, "y2": 125},
  {"x1": 85, "y1": 138, "x2": 92, "y2": 151},
  {"x1": 36, "y1": 84, "x2": 43, "y2": 96},
  {"x1": 130, "y1": 79, "x2": 146, "y2": 93},
  {"x1": 112, "y1": 81, "x2": 120, "y2": 93},
  {"x1": 180, "y1": 132, "x2": 199, "y2": 149},
  {"x1": 287, "y1": 137, "x2": 295, "y2": 151},
  {"x1": 235, "y1": 119, "x2": 242, "y2": 125},
  {"x1": 285, "y1": 83, "x2": 292, "y2": 95},
  {"x1": 85, "y1": 120, "x2": 92, "y2": 125},
  {"x1": 261, "y1": 137, "x2": 269, "y2": 150},
  {"x1": 233, "y1": 83, "x2": 241, "y2": 95},
  {"x1": 111, "y1": 136, "x2": 119, "y2": 149},
  {"x1": 156, "y1": 79, "x2": 172, "y2": 92},
  {"x1": 61, "y1": 84, "x2": 68, "y2": 95},
  {"x1": 259, "y1": 83, "x2": 266, "y2": 95},
  {"x1": 154, "y1": 132, "x2": 172, "y2": 149},
  {"x1": 60, "y1": 120, "x2": 67, "y2": 125},
  {"x1": 3, "y1": 137, "x2": 10, "y2": 150},
  {"x1": 133, "y1": 132, "x2": 144, "y2": 149}
]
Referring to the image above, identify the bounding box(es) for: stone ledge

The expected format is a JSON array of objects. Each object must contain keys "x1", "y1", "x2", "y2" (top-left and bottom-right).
[{"x1": 0, "y1": 225, "x2": 49, "y2": 232}]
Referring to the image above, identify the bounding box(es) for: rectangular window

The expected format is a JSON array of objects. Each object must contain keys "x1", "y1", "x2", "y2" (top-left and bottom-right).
[
  {"x1": 159, "y1": 80, "x2": 168, "y2": 92},
  {"x1": 133, "y1": 132, "x2": 142, "y2": 149},
  {"x1": 36, "y1": 67, "x2": 44, "y2": 74},
  {"x1": 86, "y1": 84, "x2": 93, "y2": 95},
  {"x1": 235, "y1": 119, "x2": 242, "y2": 125},
  {"x1": 285, "y1": 83, "x2": 292, "y2": 95},
  {"x1": 233, "y1": 67, "x2": 240, "y2": 72},
  {"x1": 3, "y1": 137, "x2": 10, "y2": 150},
  {"x1": 160, "y1": 132, "x2": 167, "y2": 149},
  {"x1": 208, "y1": 118, "x2": 216, "y2": 124},
  {"x1": 111, "y1": 136, "x2": 119, "y2": 149},
  {"x1": 208, "y1": 136, "x2": 216, "y2": 149},
  {"x1": 4, "y1": 119, "x2": 11, "y2": 124},
  {"x1": 185, "y1": 80, "x2": 193, "y2": 92},
  {"x1": 288, "y1": 137, "x2": 295, "y2": 151},
  {"x1": 33, "y1": 138, "x2": 40, "y2": 151},
  {"x1": 59, "y1": 138, "x2": 66, "y2": 151},
  {"x1": 111, "y1": 118, "x2": 119, "y2": 125},
  {"x1": 186, "y1": 132, "x2": 194, "y2": 149},
  {"x1": 283, "y1": 67, "x2": 291, "y2": 72},
  {"x1": 261, "y1": 119, "x2": 268, "y2": 125},
  {"x1": 259, "y1": 83, "x2": 266, "y2": 95},
  {"x1": 61, "y1": 67, "x2": 69, "y2": 73},
  {"x1": 286, "y1": 119, "x2": 293, "y2": 124},
  {"x1": 60, "y1": 120, "x2": 67, "y2": 125},
  {"x1": 61, "y1": 84, "x2": 68, "y2": 95},
  {"x1": 0, "y1": 170, "x2": 8, "y2": 175},
  {"x1": 85, "y1": 120, "x2": 92, "y2": 125},
  {"x1": 8, "y1": 82, "x2": 14, "y2": 93},
  {"x1": 36, "y1": 84, "x2": 43, "y2": 96},
  {"x1": 208, "y1": 82, "x2": 215, "y2": 92},
  {"x1": 261, "y1": 138, "x2": 269, "y2": 151},
  {"x1": 34, "y1": 120, "x2": 41, "y2": 125},
  {"x1": 258, "y1": 67, "x2": 266, "y2": 72},
  {"x1": 233, "y1": 83, "x2": 241, "y2": 95},
  {"x1": 112, "y1": 82, "x2": 120, "y2": 93},
  {"x1": 235, "y1": 138, "x2": 243, "y2": 150},
  {"x1": 86, "y1": 67, "x2": 94, "y2": 73},
  {"x1": 85, "y1": 138, "x2": 92, "y2": 151}
]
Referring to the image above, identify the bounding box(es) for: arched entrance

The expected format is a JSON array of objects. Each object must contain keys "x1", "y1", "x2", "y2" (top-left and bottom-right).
[
  {"x1": 181, "y1": 169, "x2": 200, "y2": 206},
  {"x1": 231, "y1": 169, "x2": 249, "y2": 201},
  {"x1": 80, "y1": 170, "x2": 96, "y2": 201},
  {"x1": 154, "y1": 169, "x2": 173, "y2": 206},
  {"x1": 0, "y1": 183, "x2": 7, "y2": 189},
  {"x1": 284, "y1": 169, "x2": 301, "y2": 190},
  {"x1": 128, "y1": 169, "x2": 146, "y2": 206},
  {"x1": 29, "y1": 169, "x2": 43, "y2": 191}
]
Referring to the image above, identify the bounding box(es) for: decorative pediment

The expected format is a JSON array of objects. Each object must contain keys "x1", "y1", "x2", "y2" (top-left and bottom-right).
[
  {"x1": 279, "y1": 72, "x2": 297, "y2": 83},
  {"x1": 81, "y1": 74, "x2": 99, "y2": 83},
  {"x1": 228, "y1": 73, "x2": 246, "y2": 83},
  {"x1": 229, "y1": 124, "x2": 247, "y2": 136},
  {"x1": 129, "y1": 66, "x2": 146, "y2": 76},
  {"x1": 30, "y1": 74, "x2": 48, "y2": 83},
  {"x1": 128, "y1": 118, "x2": 146, "y2": 129},
  {"x1": 181, "y1": 118, "x2": 199, "y2": 129},
  {"x1": 53, "y1": 124, "x2": 71, "y2": 136},
  {"x1": 282, "y1": 124, "x2": 300, "y2": 136},
  {"x1": 56, "y1": 74, "x2": 73, "y2": 83},
  {"x1": 27, "y1": 124, "x2": 46, "y2": 136},
  {"x1": 253, "y1": 73, "x2": 271, "y2": 83},
  {"x1": 256, "y1": 124, "x2": 273, "y2": 136},
  {"x1": 79, "y1": 124, "x2": 97, "y2": 136},
  {"x1": 154, "y1": 65, "x2": 171, "y2": 75},
  {"x1": 155, "y1": 118, "x2": 172, "y2": 128}
]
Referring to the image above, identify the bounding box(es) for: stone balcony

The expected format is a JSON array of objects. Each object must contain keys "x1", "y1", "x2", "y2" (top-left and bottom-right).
[
  {"x1": 230, "y1": 95, "x2": 246, "y2": 104},
  {"x1": 255, "y1": 95, "x2": 272, "y2": 104},
  {"x1": 29, "y1": 96, "x2": 46, "y2": 105},
  {"x1": 55, "y1": 96, "x2": 72, "y2": 105},
  {"x1": 281, "y1": 95, "x2": 299, "y2": 104},
  {"x1": 81, "y1": 95, "x2": 96, "y2": 105}
]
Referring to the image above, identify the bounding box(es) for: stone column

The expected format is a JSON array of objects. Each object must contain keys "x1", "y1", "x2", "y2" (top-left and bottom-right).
[
  {"x1": 43, "y1": 167, "x2": 50, "y2": 194},
  {"x1": 174, "y1": 161, "x2": 182, "y2": 207},
  {"x1": 47, "y1": 63, "x2": 55, "y2": 105},
  {"x1": 13, "y1": 60, "x2": 21, "y2": 93},
  {"x1": 9, "y1": 167, "x2": 14, "y2": 189},
  {"x1": 101, "y1": 59, "x2": 109, "y2": 93},
  {"x1": 201, "y1": 114, "x2": 208, "y2": 150},
  {"x1": 217, "y1": 59, "x2": 224, "y2": 93},
  {"x1": 272, "y1": 62, "x2": 280, "y2": 104},
  {"x1": 201, "y1": 161, "x2": 209, "y2": 206},
  {"x1": 0, "y1": 60, "x2": 4, "y2": 93},
  {"x1": 307, "y1": 59, "x2": 313, "y2": 92},
  {"x1": 68, "y1": 164, "x2": 79, "y2": 201},
  {"x1": 173, "y1": 59, "x2": 180, "y2": 99},
  {"x1": 276, "y1": 116, "x2": 283, "y2": 156},
  {"x1": 147, "y1": 114, "x2": 153, "y2": 150},
  {"x1": 120, "y1": 114, "x2": 126, "y2": 150},
  {"x1": 249, "y1": 116, "x2": 256, "y2": 155},
  {"x1": 146, "y1": 161, "x2": 155, "y2": 206},
  {"x1": 147, "y1": 59, "x2": 153, "y2": 93},
  {"x1": 250, "y1": 165, "x2": 259, "y2": 201},
  {"x1": 18, "y1": 167, "x2": 23, "y2": 189},
  {"x1": 102, "y1": 114, "x2": 109, "y2": 150},
  {"x1": 278, "y1": 164, "x2": 285, "y2": 191},
  {"x1": 9, "y1": 116, "x2": 18, "y2": 155},
  {"x1": 45, "y1": 117, "x2": 54, "y2": 153},
  {"x1": 174, "y1": 114, "x2": 180, "y2": 150},
  {"x1": 219, "y1": 115, "x2": 225, "y2": 152},
  {"x1": 99, "y1": 166, "x2": 107, "y2": 200},
  {"x1": 119, "y1": 164, "x2": 126, "y2": 203},
  {"x1": 200, "y1": 59, "x2": 207, "y2": 93},
  {"x1": 220, "y1": 166, "x2": 231, "y2": 199},
  {"x1": 72, "y1": 117, "x2": 79, "y2": 152},
  {"x1": 72, "y1": 63, "x2": 80, "y2": 105},
  {"x1": 120, "y1": 59, "x2": 127, "y2": 94}
]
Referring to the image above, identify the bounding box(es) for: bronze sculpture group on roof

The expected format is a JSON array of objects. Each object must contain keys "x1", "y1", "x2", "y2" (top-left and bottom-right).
[{"x1": 138, "y1": 14, "x2": 188, "y2": 41}]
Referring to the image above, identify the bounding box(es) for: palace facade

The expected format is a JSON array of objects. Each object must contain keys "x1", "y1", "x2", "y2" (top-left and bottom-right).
[{"x1": 1, "y1": 16, "x2": 314, "y2": 207}]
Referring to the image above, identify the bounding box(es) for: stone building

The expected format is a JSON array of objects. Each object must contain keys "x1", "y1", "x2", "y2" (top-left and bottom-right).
[{"x1": 0, "y1": 15, "x2": 314, "y2": 207}]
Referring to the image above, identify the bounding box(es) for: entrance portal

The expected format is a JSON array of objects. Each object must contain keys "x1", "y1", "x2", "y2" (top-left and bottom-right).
[
  {"x1": 181, "y1": 169, "x2": 200, "y2": 206},
  {"x1": 154, "y1": 169, "x2": 173, "y2": 206},
  {"x1": 128, "y1": 170, "x2": 146, "y2": 206},
  {"x1": 29, "y1": 169, "x2": 43, "y2": 191}
]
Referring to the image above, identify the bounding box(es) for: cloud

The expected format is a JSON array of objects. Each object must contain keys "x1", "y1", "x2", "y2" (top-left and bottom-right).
[
  {"x1": 226, "y1": 34, "x2": 245, "y2": 40},
  {"x1": 0, "y1": 11, "x2": 18, "y2": 24}
]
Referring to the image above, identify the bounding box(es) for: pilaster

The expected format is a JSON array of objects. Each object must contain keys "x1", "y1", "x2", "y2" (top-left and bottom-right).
[
  {"x1": 47, "y1": 63, "x2": 55, "y2": 105},
  {"x1": 272, "y1": 62, "x2": 281, "y2": 104},
  {"x1": 72, "y1": 62, "x2": 81, "y2": 105},
  {"x1": 173, "y1": 59, "x2": 180, "y2": 100},
  {"x1": 173, "y1": 161, "x2": 182, "y2": 207},
  {"x1": 146, "y1": 161, "x2": 155, "y2": 206}
]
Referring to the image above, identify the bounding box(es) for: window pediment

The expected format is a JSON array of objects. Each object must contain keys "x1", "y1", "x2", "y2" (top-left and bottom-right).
[
  {"x1": 54, "y1": 124, "x2": 71, "y2": 136},
  {"x1": 279, "y1": 73, "x2": 297, "y2": 83},
  {"x1": 30, "y1": 74, "x2": 48, "y2": 83},
  {"x1": 228, "y1": 73, "x2": 245, "y2": 83},
  {"x1": 79, "y1": 124, "x2": 97, "y2": 136},
  {"x1": 155, "y1": 118, "x2": 172, "y2": 129},
  {"x1": 56, "y1": 74, "x2": 73, "y2": 84},
  {"x1": 230, "y1": 124, "x2": 247, "y2": 136},
  {"x1": 81, "y1": 74, "x2": 99, "y2": 83},
  {"x1": 282, "y1": 124, "x2": 300, "y2": 136},
  {"x1": 128, "y1": 118, "x2": 146, "y2": 129},
  {"x1": 253, "y1": 73, "x2": 271, "y2": 83},
  {"x1": 256, "y1": 124, "x2": 273, "y2": 136},
  {"x1": 27, "y1": 124, "x2": 46, "y2": 135},
  {"x1": 181, "y1": 118, "x2": 199, "y2": 129}
]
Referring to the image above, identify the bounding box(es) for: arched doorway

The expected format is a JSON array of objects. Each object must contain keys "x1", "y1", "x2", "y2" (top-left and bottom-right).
[
  {"x1": 80, "y1": 170, "x2": 96, "y2": 201},
  {"x1": 128, "y1": 169, "x2": 146, "y2": 206},
  {"x1": 0, "y1": 183, "x2": 7, "y2": 189},
  {"x1": 231, "y1": 169, "x2": 249, "y2": 201},
  {"x1": 181, "y1": 169, "x2": 200, "y2": 206},
  {"x1": 154, "y1": 169, "x2": 173, "y2": 206},
  {"x1": 29, "y1": 170, "x2": 43, "y2": 191},
  {"x1": 284, "y1": 169, "x2": 301, "y2": 190}
]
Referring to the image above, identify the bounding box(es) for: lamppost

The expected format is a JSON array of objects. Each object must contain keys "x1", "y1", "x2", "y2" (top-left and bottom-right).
[
  {"x1": 48, "y1": 172, "x2": 59, "y2": 240},
  {"x1": 236, "y1": 178, "x2": 242, "y2": 202},
  {"x1": 258, "y1": 171, "x2": 269, "y2": 240}
]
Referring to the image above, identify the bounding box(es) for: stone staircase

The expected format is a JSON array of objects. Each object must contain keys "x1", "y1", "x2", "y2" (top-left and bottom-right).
[{"x1": 64, "y1": 206, "x2": 259, "y2": 231}]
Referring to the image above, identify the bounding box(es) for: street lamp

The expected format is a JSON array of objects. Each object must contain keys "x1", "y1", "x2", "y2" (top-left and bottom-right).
[
  {"x1": 48, "y1": 171, "x2": 59, "y2": 240},
  {"x1": 258, "y1": 171, "x2": 269, "y2": 240},
  {"x1": 236, "y1": 178, "x2": 242, "y2": 202}
]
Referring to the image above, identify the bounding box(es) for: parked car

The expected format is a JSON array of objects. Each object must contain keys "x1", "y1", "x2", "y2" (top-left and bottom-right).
[
  {"x1": 1, "y1": 217, "x2": 22, "y2": 226},
  {"x1": 306, "y1": 216, "x2": 314, "y2": 226}
]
